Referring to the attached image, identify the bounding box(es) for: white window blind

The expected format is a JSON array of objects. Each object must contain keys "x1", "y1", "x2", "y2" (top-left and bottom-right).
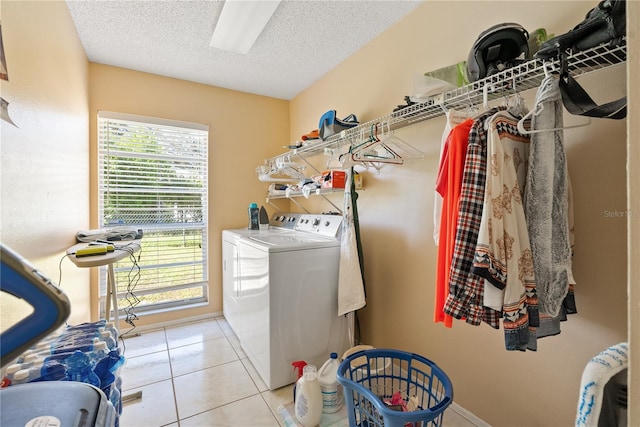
[{"x1": 97, "y1": 112, "x2": 209, "y2": 316}]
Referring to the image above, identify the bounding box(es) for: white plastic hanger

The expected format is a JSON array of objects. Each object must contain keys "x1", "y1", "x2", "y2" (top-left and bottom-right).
[
  {"x1": 446, "y1": 108, "x2": 472, "y2": 127},
  {"x1": 350, "y1": 121, "x2": 423, "y2": 165},
  {"x1": 516, "y1": 61, "x2": 591, "y2": 134},
  {"x1": 516, "y1": 104, "x2": 591, "y2": 134}
]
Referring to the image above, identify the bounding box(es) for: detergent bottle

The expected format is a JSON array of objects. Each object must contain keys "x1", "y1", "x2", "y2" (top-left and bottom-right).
[
  {"x1": 248, "y1": 203, "x2": 259, "y2": 230},
  {"x1": 317, "y1": 352, "x2": 343, "y2": 413},
  {"x1": 294, "y1": 365, "x2": 323, "y2": 427},
  {"x1": 291, "y1": 360, "x2": 307, "y2": 402}
]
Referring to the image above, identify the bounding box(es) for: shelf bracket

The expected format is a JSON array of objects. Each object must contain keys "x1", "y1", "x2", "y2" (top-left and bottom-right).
[
  {"x1": 266, "y1": 199, "x2": 281, "y2": 212},
  {"x1": 318, "y1": 193, "x2": 342, "y2": 215},
  {"x1": 288, "y1": 197, "x2": 310, "y2": 213},
  {"x1": 293, "y1": 152, "x2": 322, "y2": 175}
]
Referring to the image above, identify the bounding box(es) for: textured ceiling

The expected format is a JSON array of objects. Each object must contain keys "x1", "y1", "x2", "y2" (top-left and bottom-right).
[{"x1": 65, "y1": 0, "x2": 423, "y2": 100}]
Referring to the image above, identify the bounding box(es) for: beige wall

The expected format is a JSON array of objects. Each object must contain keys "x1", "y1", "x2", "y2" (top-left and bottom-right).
[
  {"x1": 88, "y1": 64, "x2": 290, "y2": 326},
  {"x1": 0, "y1": 0, "x2": 91, "y2": 326},
  {"x1": 291, "y1": 2, "x2": 631, "y2": 426},
  {"x1": 1, "y1": 0, "x2": 636, "y2": 424}
]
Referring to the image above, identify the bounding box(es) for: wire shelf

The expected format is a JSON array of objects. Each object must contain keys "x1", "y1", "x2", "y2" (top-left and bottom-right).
[{"x1": 266, "y1": 39, "x2": 626, "y2": 164}]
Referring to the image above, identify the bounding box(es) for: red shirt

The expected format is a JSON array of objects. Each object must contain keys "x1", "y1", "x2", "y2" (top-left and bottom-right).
[{"x1": 434, "y1": 119, "x2": 473, "y2": 327}]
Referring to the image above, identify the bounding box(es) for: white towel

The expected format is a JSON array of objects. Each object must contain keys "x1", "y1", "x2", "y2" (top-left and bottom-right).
[
  {"x1": 576, "y1": 342, "x2": 628, "y2": 427},
  {"x1": 337, "y1": 168, "x2": 366, "y2": 317}
]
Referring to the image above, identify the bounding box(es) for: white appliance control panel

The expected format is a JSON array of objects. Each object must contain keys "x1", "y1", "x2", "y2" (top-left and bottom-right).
[
  {"x1": 270, "y1": 212, "x2": 342, "y2": 237},
  {"x1": 295, "y1": 214, "x2": 343, "y2": 237},
  {"x1": 270, "y1": 213, "x2": 302, "y2": 230}
]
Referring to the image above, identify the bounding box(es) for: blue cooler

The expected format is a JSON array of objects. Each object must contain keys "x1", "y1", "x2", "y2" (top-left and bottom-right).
[{"x1": 1, "y1": 382, "x2": 115, "y2": 427}]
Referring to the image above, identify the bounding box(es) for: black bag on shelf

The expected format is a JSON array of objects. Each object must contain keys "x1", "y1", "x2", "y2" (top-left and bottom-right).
[
  {"x1": 535, "y1": 0, "x2": 626, "y2": 60},
  {"x1": 558, "y1": 56, "x2": 627, "y2": 120}
]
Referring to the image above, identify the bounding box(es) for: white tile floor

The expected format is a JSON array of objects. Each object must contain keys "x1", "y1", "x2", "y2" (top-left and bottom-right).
[{"x1": 118, "y1": 316, "x2": 481, "y2": 427}]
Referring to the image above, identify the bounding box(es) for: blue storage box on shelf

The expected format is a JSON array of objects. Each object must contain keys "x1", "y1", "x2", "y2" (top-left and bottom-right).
[{"x1": 337, "y1": 348, "x2": 453, "y2": 427}]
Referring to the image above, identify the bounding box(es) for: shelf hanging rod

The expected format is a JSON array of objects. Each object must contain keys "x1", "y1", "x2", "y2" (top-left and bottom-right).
[{"x1": 262, "y1": 40, "x2": 625, "y2": 165}]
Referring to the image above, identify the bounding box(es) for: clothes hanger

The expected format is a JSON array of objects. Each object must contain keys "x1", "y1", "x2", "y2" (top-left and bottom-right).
[
  {"x1": 515, "y1": 61, "x2": 591, "y2": 134},
  {"x1": 354, "y1": 120, "x2": 425, "y2": 164},
  {"x1": 516, "y1": 103, "x2": 591, "y2": 134},
  {"x1": 482, "y1": 84, "x2": 491, "y2": 110},
  {"x1": 349, "y1": 123, "x2": 379, "y2": 154},
  {"x1": 506, "y1": 76, "x2": 528, "y2": 119},
  {"x1": 482, "y1": 77, "x2": 529, "y2": 131},
  {"x1": 351, "y1": 123, "x2": 404, "y2": 164},
  {"x1": 446, "y1": 108, "x2": 472, "y2": 127}
]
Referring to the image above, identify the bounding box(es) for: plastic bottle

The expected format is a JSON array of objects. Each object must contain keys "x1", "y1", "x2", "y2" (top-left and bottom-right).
[
  {"x1": 248, "y1": 203, "x2": 259, "y2": 230},
  {"x1": 2, "y1": 363, "x2": 25, "y2": 386},
  {"x1": 99, "y1": 330, "x2": 117, "y2": 350},
  {"x1": 15, "y1": 349, "x2": 36, "y2": 364},
  {"x1": 11, "y1": 369, "x2": 31, "y2": 385},
  {"x1": 52, "y1": 337, "x2": 99, "y2": 354},
  {"x1": 109, "y1": 382, "x2": 122, "y2": 416},
  {"x1": 32, "y1": 360, "x2": 67, "y2": 382},
  {"x1": 93, "y1": 348, "x2": 124, "y2": 403},
  {"x1": 317, "y1": 352, "x2": 343, "y2": 414},
  {"x1": 11, "y1": 358, "x2": 57, "y2": 383},
  {"x1": 27, "y1": 358, "x2": 45, "y2": 381},
  {"x1": 89, "y1": 341, "x2": 110, "y2": 366},
  {"x1": 21, "y1": 353, "x2": 42, "y2": 368},
  {"x1": 115, "y1": 376, "x2": 123, "y2": 414},
  {"x1": 291, "y1": 360, "x2": 307, "y2": 402},
  {"x1": 65, "y1": 350, "x2": 101, "y2": 387},
  {"x1": 104, "y1": 321, "x2": 119, "y2": 341},
  {"x1": 294, "y1": 365, "x2": 323, "y2": 427}
]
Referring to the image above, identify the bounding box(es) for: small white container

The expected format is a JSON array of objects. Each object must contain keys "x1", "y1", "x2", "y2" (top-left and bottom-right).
[{"x1": 294, "y1": 365, "x2": 323, "y2": 427}]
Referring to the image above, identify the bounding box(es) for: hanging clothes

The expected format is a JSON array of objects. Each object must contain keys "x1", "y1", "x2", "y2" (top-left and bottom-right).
[
  {"x1": 434, "y1": 118, "x2": 474, "y2": 327},
  {"x1": 472, "y1": 111, "x2": 536, "y2": 351},
  {"x1": 434, "y1": 109, "x2": 471, "y2": 245},
  {"x1": 433, "y1": 113, "x2": 454, "y2": 245},
  {"x1": 443, "y1": 107, "x2": 505, "y2": 329},
  {"x1": 337, "y1": 167, "x2": 366, "y2": 317},
  {"x1": 523, "y1": 75, "x2": 575, "y2": 318}
]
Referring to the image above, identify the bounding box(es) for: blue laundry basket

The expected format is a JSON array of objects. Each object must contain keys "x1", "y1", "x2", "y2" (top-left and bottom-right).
[{"x1": 337, "y1": 348, "x2": 453, "y2": 427}]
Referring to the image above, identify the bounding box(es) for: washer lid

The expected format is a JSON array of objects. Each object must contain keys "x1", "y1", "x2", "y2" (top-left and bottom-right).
[
  {"x1": 223, "y1": 227, "x2": 294, "y2": 239},
  {"x1": 243, "y1": 233, "x2": 339, "y2": 250}
]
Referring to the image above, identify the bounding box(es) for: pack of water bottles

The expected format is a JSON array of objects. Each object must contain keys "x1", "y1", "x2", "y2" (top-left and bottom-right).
[{"x1": 0, "y1": 319, "x2": 125, "y2": 425}]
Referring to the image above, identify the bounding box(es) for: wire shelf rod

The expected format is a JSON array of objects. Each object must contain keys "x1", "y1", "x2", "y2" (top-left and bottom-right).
[{"x1": 263, "y1": 40, "x2": 626, "y2": 164}]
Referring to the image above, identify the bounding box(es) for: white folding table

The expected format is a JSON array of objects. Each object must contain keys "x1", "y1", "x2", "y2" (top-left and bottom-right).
[{"x1": 66, "y1": 240, "x2": 141, "y2": 333}]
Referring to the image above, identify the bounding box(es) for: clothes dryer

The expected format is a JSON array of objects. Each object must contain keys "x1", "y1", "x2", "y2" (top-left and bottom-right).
[{"x1": 222, "y1": 212, "x2": 350, "y2": 390}]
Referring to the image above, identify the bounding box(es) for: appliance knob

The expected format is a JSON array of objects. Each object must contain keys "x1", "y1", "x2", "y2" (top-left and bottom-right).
[
  {"x1": 313, "y1": 218, "x2": 320, "y2": 226},
  {"x1": 325, "y1": 221, "x2": 331, "y2": 227}
]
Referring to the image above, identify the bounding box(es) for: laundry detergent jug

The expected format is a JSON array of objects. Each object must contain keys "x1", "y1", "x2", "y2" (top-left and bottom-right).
[
  {"x1": 294, "y1": 365, "x2": 322, "y2": 427},
  {"x1": 317, "y1": 352, "x2": 343, "y2": 414}
]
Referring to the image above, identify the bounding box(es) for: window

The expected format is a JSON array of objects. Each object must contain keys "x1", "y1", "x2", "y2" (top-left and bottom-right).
[{"x1": 97, "y1": 112, "x2": 208, "y2": 318}]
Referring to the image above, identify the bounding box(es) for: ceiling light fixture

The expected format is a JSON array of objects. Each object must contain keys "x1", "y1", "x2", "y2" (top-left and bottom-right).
[{"x1": 210, "y1": 0, "x2": 281, "y2": 55}]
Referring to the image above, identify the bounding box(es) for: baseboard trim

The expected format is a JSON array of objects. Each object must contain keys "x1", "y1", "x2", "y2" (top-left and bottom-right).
[
  {"x1": 449, "y1": 401, "x2": 492, "y2": 427},
  {"x1": 120, "y1": 311, "x2": 222, "y2": 336}
]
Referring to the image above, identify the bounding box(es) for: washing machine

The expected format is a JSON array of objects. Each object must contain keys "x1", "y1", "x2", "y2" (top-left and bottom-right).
[{"x1": 222, "y1": 212, "x2": 350, "y2": 390}]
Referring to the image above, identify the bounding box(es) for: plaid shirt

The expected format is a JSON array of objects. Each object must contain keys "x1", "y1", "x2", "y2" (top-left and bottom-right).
[{"x1": 443, "y1": 108, "x2": 503, "y2": 328}]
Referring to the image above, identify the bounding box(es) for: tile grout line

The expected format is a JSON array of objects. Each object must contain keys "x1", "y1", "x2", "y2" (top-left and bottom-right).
[
  {"x1": 215, "y1": 317, "x2": 282, "y2": 426},
  {"x1": 164, "y1": 326, "x2": 183, "y2": 427}
]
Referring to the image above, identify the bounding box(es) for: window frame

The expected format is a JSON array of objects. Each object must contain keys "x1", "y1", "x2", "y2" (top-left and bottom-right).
[{"x1": 97, "y1": 111, "x2": 209, "y2": 318}]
